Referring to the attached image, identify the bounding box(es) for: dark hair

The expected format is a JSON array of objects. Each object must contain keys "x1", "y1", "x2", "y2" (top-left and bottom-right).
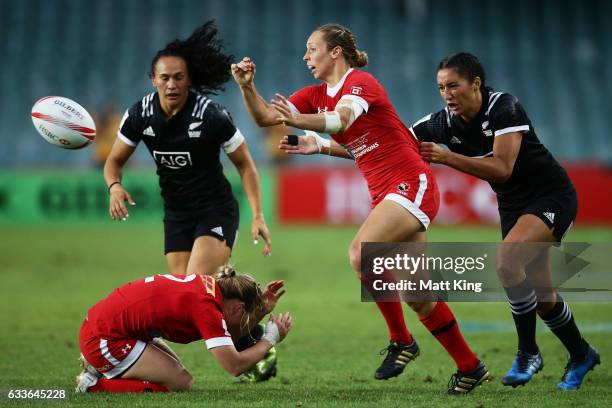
[
  {"x1": 150, "y1": 21, "x2": 232, "y2": 95},
  {"x1": 437, "y1": 52, "x2": 486, "y2": 90},
  {"x1": 315, "y1": 23, "x2": 368, "y2": 68},
  {"x1": 215, "y1": 265, "x2": 264, "y2": 329}
]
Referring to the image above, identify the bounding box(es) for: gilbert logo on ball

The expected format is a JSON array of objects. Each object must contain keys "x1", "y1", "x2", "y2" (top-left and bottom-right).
[{"x1": 31, "y1": 96, "x2": 96, "y2": 149}]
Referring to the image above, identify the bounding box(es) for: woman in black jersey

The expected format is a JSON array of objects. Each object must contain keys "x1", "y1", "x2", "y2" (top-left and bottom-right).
[
  {"x1": 103, "y1": 21, "x2": 271, "y2": 277},
  {"x1": 411, "y1": 52, "x2": 599, "y2": 390}
]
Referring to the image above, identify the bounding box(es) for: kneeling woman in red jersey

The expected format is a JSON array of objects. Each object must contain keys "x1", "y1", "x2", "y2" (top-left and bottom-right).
[
  {"x1": 232, "y1": 24, "x2": 488, "y2": 394},
  {"x1": 76, "y1": 266, "x2": 291, "y2": 393}
]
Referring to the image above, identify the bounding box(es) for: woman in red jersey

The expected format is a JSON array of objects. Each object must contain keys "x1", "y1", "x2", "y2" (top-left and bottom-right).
[
  {"x1": 76, "y1": 266, "x2": 291, "y2": 393},
  {"x1": 232, "y1": 24, "x2": 487, "y2": 394}
]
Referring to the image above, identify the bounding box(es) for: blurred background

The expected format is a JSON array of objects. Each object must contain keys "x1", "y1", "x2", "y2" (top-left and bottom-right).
[
  {"x1": 1, "y1": 2, "x2": 611, "y2": 403},
  {"x1": 1, "y1": 0, "x2": 611, "y2": 227}
]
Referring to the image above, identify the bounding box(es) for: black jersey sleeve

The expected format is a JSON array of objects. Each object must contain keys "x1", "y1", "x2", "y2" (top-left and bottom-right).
[
  {"x1": 117, "y1": 103, "x2": 142, "y2": 146},
  {"x1": 488, "y1": 94, "x2": 531, "y2": 137},
  {"x1": 206, "y1": 103, "x2": 244, "y2": 153},
  {"x1": 410, "y1": 109, "x2": 451, "y2": 144}
]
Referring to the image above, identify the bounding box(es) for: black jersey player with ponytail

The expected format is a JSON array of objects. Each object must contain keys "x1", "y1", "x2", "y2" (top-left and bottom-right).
[{"x1": 104, "y1": 21, "x2": 271, "y2": 277}]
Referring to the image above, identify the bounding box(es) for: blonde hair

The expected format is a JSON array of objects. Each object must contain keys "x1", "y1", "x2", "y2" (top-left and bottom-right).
[
  {"x1": 215, "y1": 265, "x2": 264, "y2": 329},
  {"x1": 315, "y1": 23, "x2": 368, "y2": 68}
]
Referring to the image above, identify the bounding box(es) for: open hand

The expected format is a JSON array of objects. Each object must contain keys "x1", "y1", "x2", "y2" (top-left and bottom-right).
[
  {"x1": 261, "y1": 280, "x2": 285, "y2": 314},
  {"x1": 271, "y1": 312, "x2": 292, "y2": 342},
  {"x1": 109, "y1": 184, "x2": 135, "y2": 221},
  {"x1": 270, "y1": 93, "x2": 297, "y2": 127},
  {"x1": 251, "y1": 217, "x2": 272, "y2": 256},
  {"x1": 278, "y1": 134, "x2": 320, "y2": 155}
]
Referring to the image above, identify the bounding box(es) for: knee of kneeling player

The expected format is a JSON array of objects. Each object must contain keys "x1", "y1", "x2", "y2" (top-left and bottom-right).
[{"x1": 167, "y1": 369, "x2": 193, "y2": 391}]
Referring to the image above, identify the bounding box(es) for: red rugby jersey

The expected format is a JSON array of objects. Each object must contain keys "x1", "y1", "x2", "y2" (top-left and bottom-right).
[
  {"x1": 288, "y1": 68, "x2": 429, "y2": 201},
  {"x1": 86, "y1": 274, "x2": 233, "y2": 349}
]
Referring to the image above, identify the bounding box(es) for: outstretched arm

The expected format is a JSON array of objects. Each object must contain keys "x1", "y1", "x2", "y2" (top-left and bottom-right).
[
  {"x1": 103, "y1": 139, "x2": 137, "y2": 220},
  {"x1": 420, "y1": 132, "x2": 522, "y2": 183},
  {"x1": 231, "y1": 57, "x2": 283, "y2": 127},
  {"x1": 227, "y1": 142, "x2": 271, "y2": 256},
  {"x1": 278, "y1": 132, "x2": 353, "y2": 159},
  {"x1": 271, "y1": 94, "x2": 362, "y2": 135}
]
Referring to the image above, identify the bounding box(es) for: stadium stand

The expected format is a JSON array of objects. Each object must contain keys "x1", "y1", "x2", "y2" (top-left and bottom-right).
[{"x1": 1, "y1": 0, "x2": 610, "y2": 167}]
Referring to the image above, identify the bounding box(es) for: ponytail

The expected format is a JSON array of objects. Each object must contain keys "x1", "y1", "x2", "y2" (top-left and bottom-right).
[
  {"x1": 215, "y1": 265, "x2": 264, "y2": 329},
  {"x1": 150, "y1": 21, "x2": 233, "y2": 95}
]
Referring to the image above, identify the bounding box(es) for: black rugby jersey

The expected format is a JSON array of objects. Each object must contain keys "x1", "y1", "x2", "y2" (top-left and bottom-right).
[
  {"x1": 411, "y1": 89, "x2": 573, "y2": 210},
  {"x1": 118, "y1": 91, "x2": 244, "y2": 217}
]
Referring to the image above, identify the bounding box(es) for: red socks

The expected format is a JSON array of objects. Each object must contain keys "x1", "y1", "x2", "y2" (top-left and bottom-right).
[
  {"x1": 361, "y1": 270, "x2": 413, "y2": 344},
  {"x1": 419, "y1": 301, "x2": 479, "y2": 373},
  {"x1": 88, "y1": 378, "x2": 168, "y2": 393},
  {"x1": 361, "y1": 270, "x2": 479, "y2": 371},
  {"x1": 374, "y1": 301, "x2": 414, "y2": 344}
]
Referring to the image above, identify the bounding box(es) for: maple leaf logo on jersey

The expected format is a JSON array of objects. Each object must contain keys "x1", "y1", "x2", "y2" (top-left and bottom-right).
[
  {"x1": 397, "y1": 182, "x2": 410, "y2": 196},
  {"x1": 350, "y1": 86, "x2": 363, "y2": 95}
]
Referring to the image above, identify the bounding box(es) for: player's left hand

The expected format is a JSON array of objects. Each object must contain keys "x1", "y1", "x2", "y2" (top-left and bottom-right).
[
  {"x1": 420, "y1": 142, "x2": 449, "y2": 164},
  {"x1": 261, "y1": 280, "x2": 286, "y2": 314},
  {"x1": 251, "y1": 216, "x2": 272, "y2": 256},
  {"x1": 270, "y1": 93, "x2": 297, "y2": 127},
  {"x1": 278, "y1": 134, "x2": 320, "y2": 155}
]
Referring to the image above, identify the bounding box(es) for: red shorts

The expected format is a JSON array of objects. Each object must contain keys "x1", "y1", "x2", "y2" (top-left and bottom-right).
[
  {"x1": 372, "y1": 170, "x2": 439, "y2": 229},
  {"x1": 79, "y1": 319, "x2": 147, "y2": 379}
]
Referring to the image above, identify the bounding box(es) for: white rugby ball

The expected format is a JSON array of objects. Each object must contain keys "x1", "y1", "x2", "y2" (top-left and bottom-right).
[{"x1": 31, "y1": 96, "x2": 96, "y2": 149}]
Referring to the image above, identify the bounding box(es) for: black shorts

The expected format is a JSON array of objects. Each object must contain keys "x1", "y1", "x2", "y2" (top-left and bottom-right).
[
  {"x1": 163, "y1": 207, "x2": 239, "y2": 254},
  {"x1": 499, "y1": 187, "x2": 577, "y2": 242}
]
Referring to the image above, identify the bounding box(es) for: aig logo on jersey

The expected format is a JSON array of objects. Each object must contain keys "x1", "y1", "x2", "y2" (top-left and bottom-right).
[{"x1": 153, "y1": 151, "x2": 193, "y2": 169}]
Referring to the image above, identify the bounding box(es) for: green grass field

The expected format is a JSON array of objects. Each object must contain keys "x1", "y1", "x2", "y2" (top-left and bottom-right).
[{"x1": 1, "y1": 224, "x2": 611, "y2": 407}]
